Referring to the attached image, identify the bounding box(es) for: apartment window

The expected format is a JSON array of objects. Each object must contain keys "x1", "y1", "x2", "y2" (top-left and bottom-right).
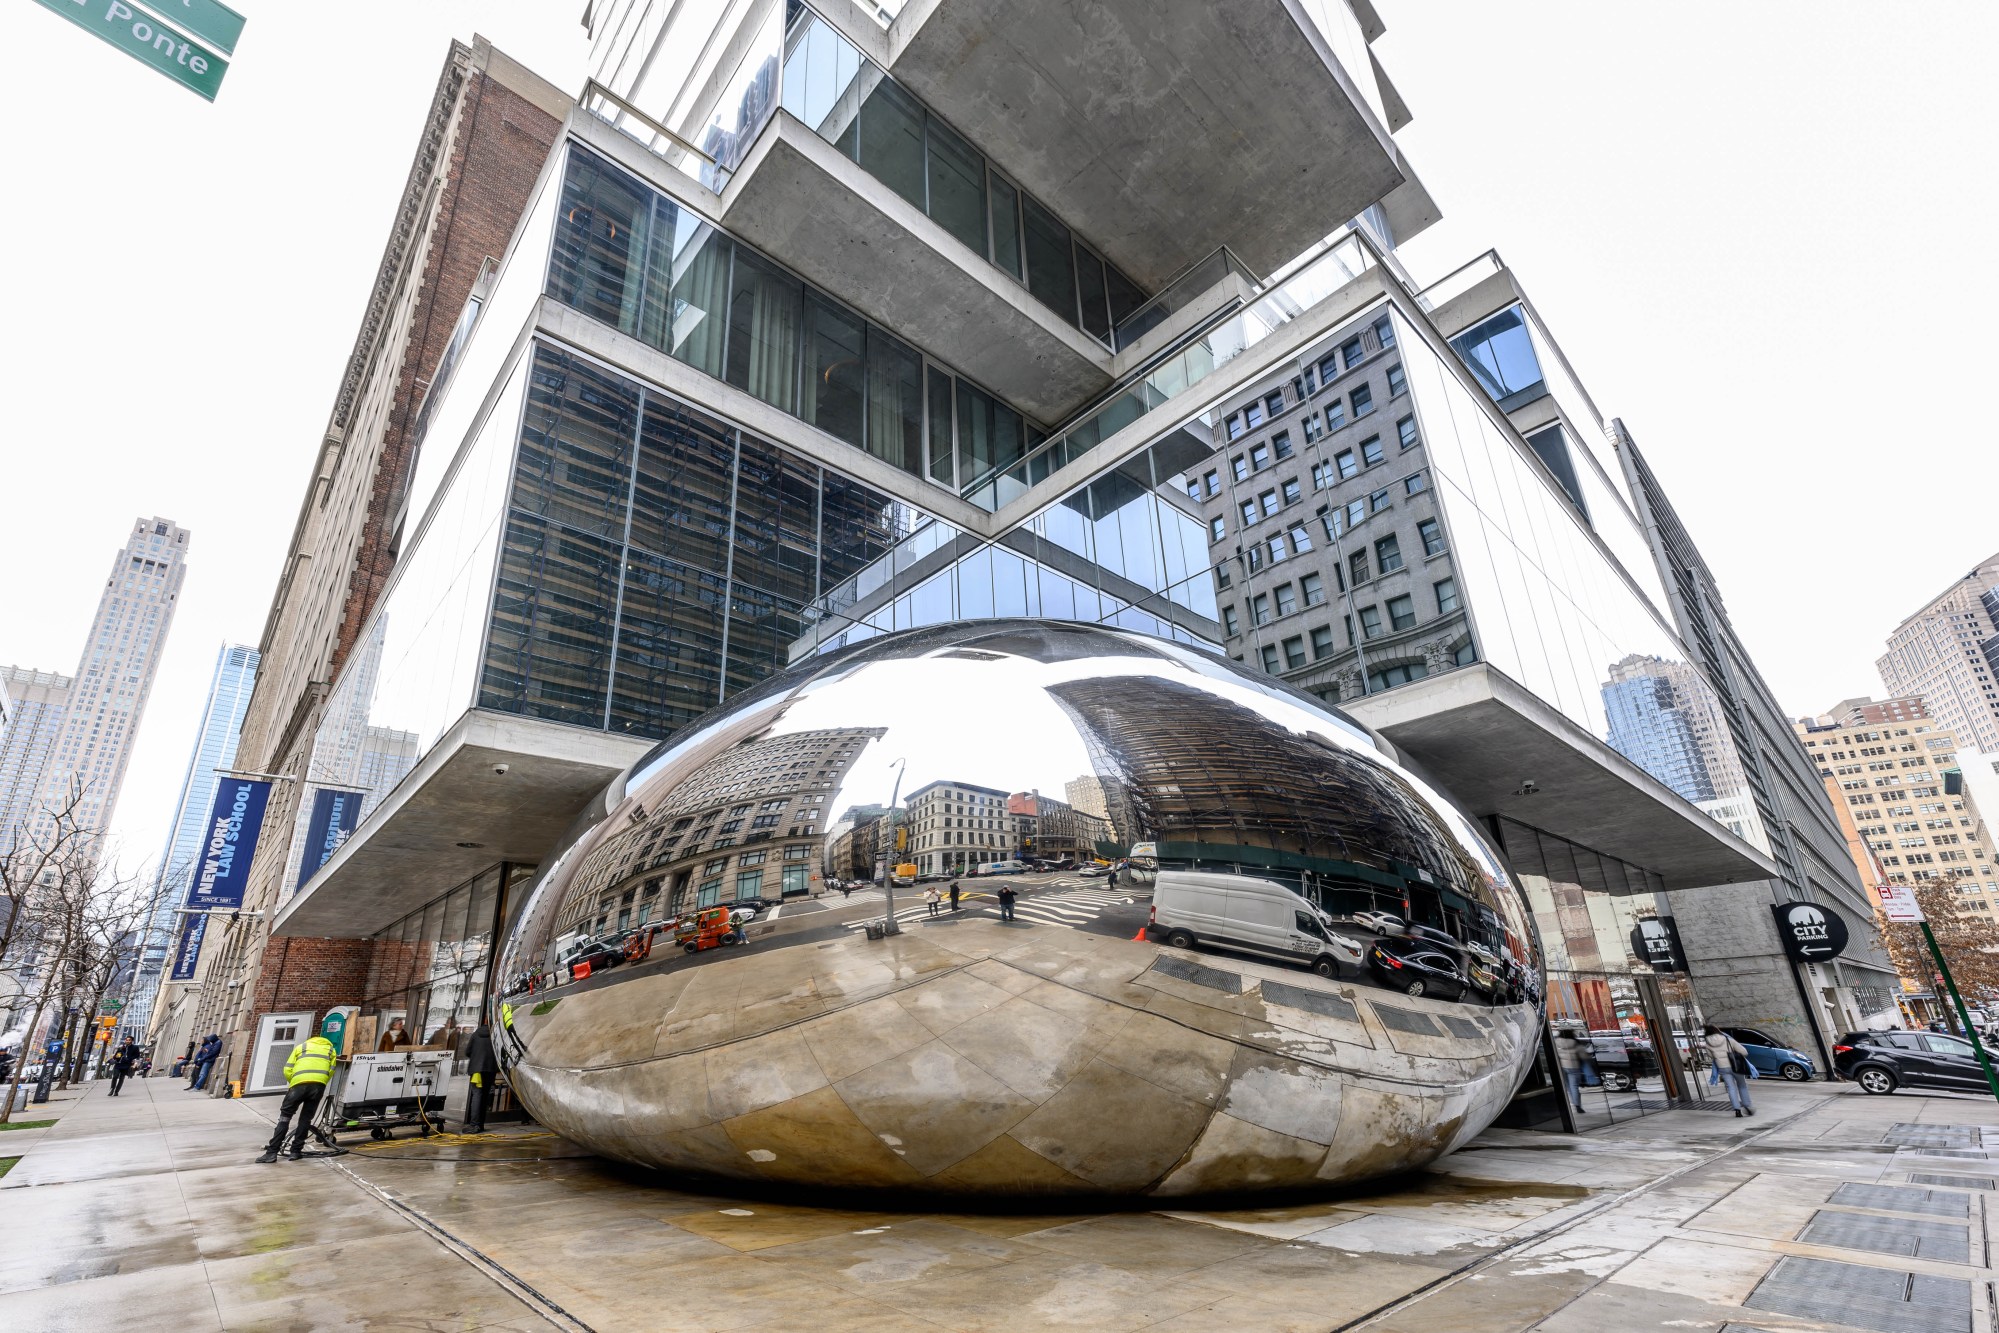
[
  {"x1": 1369, "y1": 487, "x2": 1391, "y2": 513},
  {"x1": 1202, "y1": 469, "x2": 1220, "y2": 497},
  {"x1": 1335, "y1": 449, "x2": 1358, "y2": 479},
  {"x1": 1403, "y1": 471, "x2": 1426, "y2": 496},
  {"x1": 1326, "y1": 398, "x2": 1346, "y2": 431},
  {"x1": 1435, "y1": 577, "x2": 1460, "y2": 614},
  {"x1": 1265, "y1": 392, "x2": 1285, "y2": 418},
  {"x1": 1231, "y1": 455, "x2": 1249, "y2": 482},
  {"x1": 1209, "y1": 516, "x2": 1225, "y2": 543},
  {"x1": 1245, "y1": 401, "x2": 1266, "y2": 428},
  {"x1": 1289, "y1": 524, "x2": 1314, "y2": 555},
  {"x1": 1303, "y1": 413, "x2": 1324, "y2": 442},
  {"x1": 1375, "y1": 534, "x2": 1403, "y2": 572},
  {"x1": 1261, "y1": 644, "x2": 1280, "y2": 673},
  {"x1": 1343, "y1": 613, "x2": 1355, "y2": 643},
  {"x1": 1349, "y1": 550, "x2": 1370, "y2": 585},
  {"x1": 1312, "y1": 460, "x2": 1334, "y2": 490},
  {"x1": 1240, "y1": 500, "x2": 1257, "y2": 526},
  {"x1": 1275, "y1": 583, "x2": 1298, "y2": 616},
  {"x1": 1361, "y1": 436, "x2": 1384, "y2": 467},
  {"x1": 1311, "y1": 625, "x2": 1334, "y2": 659},
  {"x1": 1387, "y1": 594, "x2": 1417, "y2": 630},
  {"x1": 1257, "y1": 490, "x2": 1280, "y2": 518},
  {"x1": 1186, "y1": 478, "x2": 1202, "y2": 502},
  {"x1": 1222, "y1": 606, "x2": 1240, "y2": 636},
  {"x1": 1247, "y1": 543, "x2": 1264, "y2": 572},
  {"x1": 1374, "y1": 316, "x2": 1395, "y2": 349},
  {"x1": 1344, "y1": 498, "x2": 1367, "y2": 529},
  {"x1": 1250, "y1": 443, "x2": 1271, "y2": 471},
  {"x1": 1359, "y1": 605, "x2": 1383, "y2": 638},
  {"x1": 1351, "y1": 383, "x2": 1374, "y2": 418},
  {"x1": 1283, "y1": 636, "x2": 1307, "y2": 669},
  {"x1": 1418, "y1": 518, "x2": 1445, "y2": 555},
  {"x1": 1317, "y1": 352, "x2": 1340, "y2": 384},
  {"x1": 1397, "y1": 416, "x2": 1419, "y2": 450},
  {"x1": 1386, "y1": 364, "x2": 1407, "y2": 397},
  {"x1": 1341, "y1": 337, "x2": 1364, "y2": 369},
  {"x1": 1450, "y1": 305, "x2": 1545, "y2": 407},
  {"x1": 1253, "y1": 593, "x2": 1272, "y2": 625},
  {"x1": 1369, "y1": 661, "x2": 1428, "y2": 689},
  {"x1": 1281, "y1": 478, "x2": 1302, "y2": 506},
  {"x1": 1214, "y1": 561, "x2": 1232, "y2": 589},
  {"x1": 1224, "y1": 414, "x2": 1245, "y2": 441},
  {"x1": 1268, "y1": 536, "x2": 1288, "y2": 565},
  {"x1": 1272, "y1": 431, "x2": 1294, "y2": 460}
]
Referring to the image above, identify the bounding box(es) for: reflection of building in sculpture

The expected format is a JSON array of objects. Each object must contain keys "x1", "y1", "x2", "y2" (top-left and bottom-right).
[
  {"x1": 1601, "y1": 653, "x2": 1747, "y2": 809},
  {"x1": 1048, "y1": 677, "x2": 1498, "y2": 945},
  {"x1": 357, "y1": 726, "x2": 421, "y2": 797},
  {"x1": 1007, "y1": 791, "x2": 1111, "y2": 863},
  {"x1": 906, "y1": 780, "x2": 1011, "y2": 875},
  {"x1": 553, "y1": 726, "x2": 883, "y2": 938},
  {"x1": 1064, "y1": 773, "x2": 1139, "y2": 849}
]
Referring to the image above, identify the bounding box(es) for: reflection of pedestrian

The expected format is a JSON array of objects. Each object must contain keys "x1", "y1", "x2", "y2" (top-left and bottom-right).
[
  {"x1": 1704, "y1": 1025, "x2": 1755, "y2": 1117},
  {"x1": 378, "y1": 1018, "x2": 409, "y2": 1052},
  {"x1": 997, "y1": 884, "x2": 1016, "y2": 921},
  {"x1": 1108, "y1": 867, "x2": 1119, "y2": 889},
  {"x1": 1553, "y1": 1029, "x2": 1586, "y2": 1113},
  {"x1": 924, "y1": 886, "x2": 940, "y2": 917},
  {"x1": 949, "y1": 880, "x2": 961, "y2": 913}
]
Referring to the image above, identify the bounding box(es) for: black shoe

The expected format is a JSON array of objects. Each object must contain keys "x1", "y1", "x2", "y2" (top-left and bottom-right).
[
  {"x1": 1746, "y1": 1108, "x2": 1755, "y2": 1116},
  {"x1": 1733, "y1": 1108, "x2": 1742, "y2": 1117},
  {"x1": 256, "y1": 1150, "x2": 279, "y2": 1163}
]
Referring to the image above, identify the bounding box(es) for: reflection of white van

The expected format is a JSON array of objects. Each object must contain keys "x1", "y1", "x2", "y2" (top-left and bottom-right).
[
  {"x1": 1124, "y1": 842, "x2": 1159, "y2": 888},
  {"x1": 1148, "y1": 871, "x2": 1361, "y2": 978}
]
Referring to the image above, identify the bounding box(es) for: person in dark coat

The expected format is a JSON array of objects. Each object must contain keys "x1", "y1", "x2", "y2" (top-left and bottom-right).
[
  {"x1": 462, "y1": 1023, "x2": 501, "y2": 1133},
  {"x1": 188, "y1": 1035, "x2": 221, "y2": 1091},
  {"x1": 107, "y1": 1039, "x2": 139, "y2": 1096},
  {"x1": 948, "y1": 879, "x2": 961, "y2": 913},
  {"x1": 997, "y1": 883, "x2": 1017, "y2": 921}
]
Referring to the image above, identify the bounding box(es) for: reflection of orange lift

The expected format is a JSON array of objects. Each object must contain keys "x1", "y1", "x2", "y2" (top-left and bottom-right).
[
  {"x1": 675, "y1": 906, "x2": 738, "y2": 954},
  {"x1": 622, "y1": 921, "x2": 677, "y2": 963}
]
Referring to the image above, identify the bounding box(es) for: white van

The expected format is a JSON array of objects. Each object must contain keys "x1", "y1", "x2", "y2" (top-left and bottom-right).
[
  {"x1": 983, "y1": 858, "x2": 1032, "y2": 875},
  {"x1": 1148, "y1": 871, "x2": 1361, "y2": 978}
]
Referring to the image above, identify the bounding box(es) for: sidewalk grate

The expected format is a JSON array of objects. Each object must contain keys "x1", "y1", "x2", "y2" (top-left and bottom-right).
[
  {"x1": 1797, "y1": 1209, "x2": 1970, "y2": 1263},
  {"x1": 1260, "y1": 981, "x2": 1358, "y2": 1023},
  {"x1": 1438, "y1": 1014, "x2": 1483, "y2": 1040},
  {"x1": 1908, "y1": 1148, "x2": 1990, "y2": 1160},
  {"x1": 1744, "y1": 1255, "x2": 1970, "y2": 1333},
  {"x1": 1885, "y1": 1124, "x2": 1981, "y2": 1148},
  {"x1": 1828, "y1": 1182, "x2": 1971, "y2": 1219},
  {"x1": 1907, "y1": 1173, "x2": 1995, "y2": 1190},
  {"x1": 1147, "y1": 955, "x2": 1244, "y2": 994},
  {"x1": 1371, "y1": 1004, "x2": 1445, "y2": 1037}
]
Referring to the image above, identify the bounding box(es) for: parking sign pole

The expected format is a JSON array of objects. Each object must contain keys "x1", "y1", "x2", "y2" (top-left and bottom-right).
[{"x1": 1922, "y1": 920, "x2": 1999, "y2": 1104}]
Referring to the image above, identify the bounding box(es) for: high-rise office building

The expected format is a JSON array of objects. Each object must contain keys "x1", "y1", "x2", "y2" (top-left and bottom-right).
[
  {"x1": 194, "y1": 3, "x2": 1868, "y2": 1126},
  {"x1": 0, "y1": 518, "x2": 187, "y2": 853},
  {"x1": 0, "y1": 667, "x2": 72, "y2": 856},
  {"x1": 1877, "y1": 553, "x2": 1999, "y2": 755},
  {"x1": 123, "y1": 643, "x2": 260, "y2": 1041}
]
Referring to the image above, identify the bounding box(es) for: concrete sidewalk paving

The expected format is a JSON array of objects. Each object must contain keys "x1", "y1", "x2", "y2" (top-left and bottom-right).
[{"x1": 0, "y1": 1074, "x2": 1994, "y2": 1331}]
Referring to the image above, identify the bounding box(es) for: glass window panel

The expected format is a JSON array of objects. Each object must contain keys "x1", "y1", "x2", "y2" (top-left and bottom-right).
[
  {"x1": 926, "y1": 366, "x2": 954, "y2": 486},
  {"x1": 1075, "y1": 242, "x2": 1112, "y2": 344},
  {"x1": 819, "y1": 475, "x2": 903, "y2": 590},
  {"x1": 1105, "y1": 264, "x2": 1145, "y2": 329},
  {"x1": 1020, "y1": 193, "x2": 1078, "y2": 324},
  {"x1": 480, "y1": 515, "x2": 620, "y2": 729},
  {"x1": 864, "y1": 325, "x2": 924, "y2": 474},
  {"x1": 548, "y1": 146, "x2": 655, "y2": 339},
  {"x1": 925, "y1": 115, "x2": 986, "y2": 255},
  {"x1": 857, "y1": 76, "x2": 926, "y2": 211},
  {"x1": 988, "y1": 173, "x2": 1022, "y2": 279},
  {"x1": 800, "y1": 291, "x2": 865, "y2": 446},
  {"x1": 631, "y1": 391, "x2": 736, "y2": 568},
  {"x1": 466, "y1": 868, "x2": 500, "y2": 958},
  {"x1": 1448, "y1": 305, "x2": 1546, "y2": 407},
  {"x1": 955, "y1": 379, "x2": 1024, "y2": 487},
  {"x1": 667, "y1": 215, "x2": 732, "y2": 380},
  {"x1": 780, "y1": 9, "x2": 862, "y2": 145},
  {"x1": 511, "y1": 349, "x2": 639, "y2": 541},
  {"x1": 612, "y1": 547, "x2": 726, "y2": 737},
  {"x1": 731, "y1": 439, "x2": 821, "y2": 606},
  {"x1": 723, "y1": 247, "x2": 802, "y2": 414},
  {"x1": 725, "y1": 583, "x2": 806, "y2": 697}
]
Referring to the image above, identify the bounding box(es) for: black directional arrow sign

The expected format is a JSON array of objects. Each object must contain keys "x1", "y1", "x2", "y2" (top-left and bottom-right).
[{"x1": 1771, "y1": 901, "x2": 1850, "y2": 963}]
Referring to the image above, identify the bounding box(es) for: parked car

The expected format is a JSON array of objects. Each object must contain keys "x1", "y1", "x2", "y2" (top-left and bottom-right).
[
  {"x1": 1834, "y1": 1029, "x2": 1991, "y2": 1095},
  {"x1": 1149, "y1": 871, "x2": 1359, "y2": 978},
  {"x1": 1585, "y1": 1033, "x2": 1658, "y2": 1091},
  {"x1": 1365, "y1": 934, "x2": 1467, "y2": 1000},
  {"x1": 1351, "y1": 909, "x2": 1405, "y2": 936},
  {"x1": 1079, "y1": 863, "x2": 1111, "y2": 878},
  {"x1": 1723, "y1": 1027, "x2": 1816, "y2": 1081}
]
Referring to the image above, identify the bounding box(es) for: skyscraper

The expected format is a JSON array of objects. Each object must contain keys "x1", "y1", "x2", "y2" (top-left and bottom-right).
[
  {"x1": 0, "y1": 517, "x2": 187, "y2": 852},
  {"x1": 1877, "y1": 553, "x2": 1999, "y2": 755},
  {"x1": 122, "y1": 643, "x2": 260, "y2": 1040},
  {"x1": 0, "y1": 667, "x2": 73, "y2": 855}
]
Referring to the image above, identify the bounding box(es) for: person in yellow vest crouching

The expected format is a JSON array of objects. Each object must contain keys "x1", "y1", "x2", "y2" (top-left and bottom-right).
[{"x1": 257, "y1": 1025, "x2": 339, "y2": 1163}]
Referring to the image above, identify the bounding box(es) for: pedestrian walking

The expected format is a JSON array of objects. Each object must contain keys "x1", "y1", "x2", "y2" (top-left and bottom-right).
[
  {"x1": 924, "y1": 886, "x2": 941, "y2": 917},
  {"x1": 1552, "y1": 1028, "x2": 1586, "y2": 1113},
  {"x1": 949, "y1": 879, "x2": 961, "y2": 913},
  {"x1": 107, "y1": 1039, "x2": 139, "y2": 1097},
  {"x1": 257, "y1": 1023, "x2": 339, "y2": 1162},
  {"x1": 462, "y1": 1022, "x2": 500, "y2": 1133},
  {"x1": 1107, "y1": 866, "x2": 1119, "y2": 889},
  {"x1": 997, "y1": 883, "x2": 1016, "y2": 922},
  {"x1": 1703, "y1": 1024, "x2": 1756, "y2": 1117}
]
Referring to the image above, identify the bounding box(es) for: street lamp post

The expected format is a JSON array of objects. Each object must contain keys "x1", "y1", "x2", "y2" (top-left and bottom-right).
[{"x1": 877, "y1": 758, "x2": 908, "y2": 936}]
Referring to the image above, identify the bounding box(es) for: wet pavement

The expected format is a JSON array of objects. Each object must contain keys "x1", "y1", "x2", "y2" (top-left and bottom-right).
[{"x1": 2, "y1": 1072, "x2": 1996, "y2": 1330}]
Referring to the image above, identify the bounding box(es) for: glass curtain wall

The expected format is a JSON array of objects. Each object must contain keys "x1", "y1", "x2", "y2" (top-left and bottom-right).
[
  {"x1": 479, "y1": 343, "x2": 925, "y2": 739},
  {"x1": 547, "y1": 143, "x2": 1039, "y2": 500}
]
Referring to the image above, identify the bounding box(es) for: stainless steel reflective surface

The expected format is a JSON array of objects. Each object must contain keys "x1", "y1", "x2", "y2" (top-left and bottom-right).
[{"x1": 496, "y1": 620, "x2": 1543, "y2": 1195}]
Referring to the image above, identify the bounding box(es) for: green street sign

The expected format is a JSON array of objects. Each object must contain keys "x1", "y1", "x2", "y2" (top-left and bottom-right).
[
  {"x1": 31, "y1": 0, "x2": 229, "y2": 101},
  {"x1": 136, "y1": 0, "x2": 243, "y2": 55}
]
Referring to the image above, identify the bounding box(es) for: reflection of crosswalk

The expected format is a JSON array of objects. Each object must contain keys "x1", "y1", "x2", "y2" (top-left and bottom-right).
[{"x1": 842, "y1": 887, "x2": 1136, "y2": 932}]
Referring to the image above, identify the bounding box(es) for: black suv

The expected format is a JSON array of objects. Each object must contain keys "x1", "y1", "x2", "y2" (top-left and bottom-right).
[{"x1": 1834, "y1": 1030, "x2": 1991, "y2": 1095}]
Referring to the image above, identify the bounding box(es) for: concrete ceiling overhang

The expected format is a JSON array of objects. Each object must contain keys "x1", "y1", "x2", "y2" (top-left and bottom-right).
[
  {"x1": 1341, "y1": 664, "x2": 1783, "y2": 892},
  {"x1": 272, "y1": 711, "x2": 654, "y2": 940},
  {"x1": 721, "y1": 114, "x2": 1115, "y2": 423},
  {"x1": 884, "y1": 0, "x2": 1408, "y2": 288}
]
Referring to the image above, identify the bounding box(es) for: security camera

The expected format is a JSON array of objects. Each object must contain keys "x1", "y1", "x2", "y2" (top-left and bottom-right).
[
  {"x1": 492, "y1": 763, "x2": 510, "y2": 777},
  {"x1": 225, "y1": 980, "x2": 242, "y2": 990},
  {"x1": 1515, "y1": 780, "x2": 1539, "y2": 796}
]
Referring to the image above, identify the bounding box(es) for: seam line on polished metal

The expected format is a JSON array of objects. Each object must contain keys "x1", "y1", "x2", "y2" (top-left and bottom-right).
[
  {"x1": 321, "y1": 1155, "x2": 595, "y2": 1332},
  {"x1": 1327, "y1": 1094, "x2": 1842, "y2": 1333},
  {"x1": 516, "y1": 955, "x2": 1517, "y2": 1095}
]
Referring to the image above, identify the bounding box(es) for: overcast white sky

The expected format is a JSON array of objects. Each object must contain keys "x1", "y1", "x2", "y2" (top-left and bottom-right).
[{"x1": 2, "y1": 2, "x2": 1993, "y2": 880}]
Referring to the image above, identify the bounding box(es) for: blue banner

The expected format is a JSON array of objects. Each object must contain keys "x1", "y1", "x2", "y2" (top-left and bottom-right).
[
  {"x1": 296, "y1": 787, "x2": 364, "y2": 890},
  {"x1": 169, "y1": 912, "x2": 207, "y2": 982},
  {"x1": 184, "y1": 778, "x2": 272, "y2": 911}
]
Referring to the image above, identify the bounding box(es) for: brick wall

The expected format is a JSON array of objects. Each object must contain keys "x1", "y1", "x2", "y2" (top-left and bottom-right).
[
  {"x1": 246, "y1": 936, "x2": 375, "y2": 1029},
  {"x1": 332, "y1": 67, "x2": 561, "y2": 674}
]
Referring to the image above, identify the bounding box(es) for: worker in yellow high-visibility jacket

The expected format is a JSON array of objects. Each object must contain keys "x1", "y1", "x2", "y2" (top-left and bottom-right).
[{"x1": 257, "y1": 1026, "x2": 339, "y2": 1163}]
